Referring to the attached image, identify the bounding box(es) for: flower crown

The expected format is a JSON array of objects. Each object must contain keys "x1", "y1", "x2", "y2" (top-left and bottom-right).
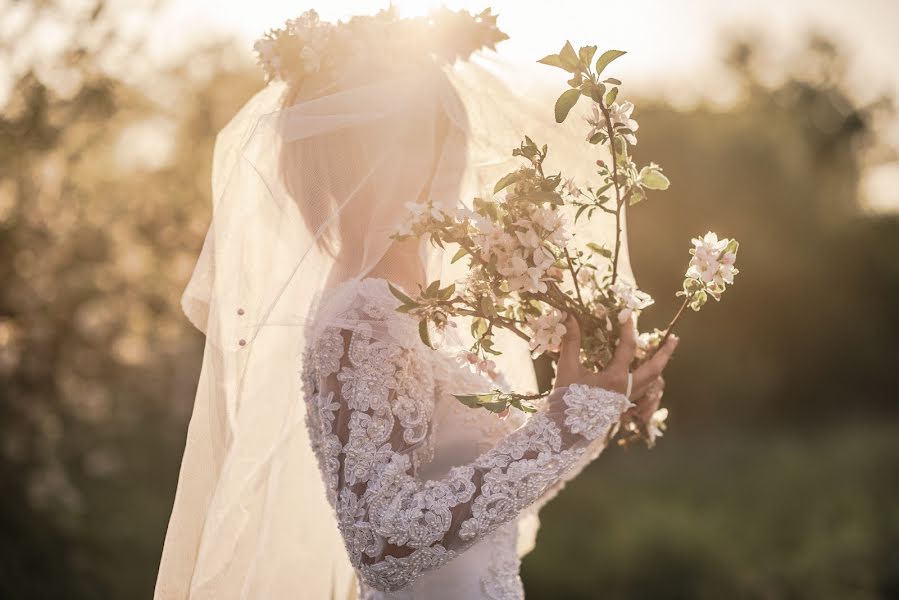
[{"x1": 253, "y1": 6, "x2": 508, "y2": 86}]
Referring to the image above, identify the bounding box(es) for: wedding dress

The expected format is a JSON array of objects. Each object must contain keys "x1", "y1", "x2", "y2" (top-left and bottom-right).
[
  {"x1": 154, "y1": 10, "x2": 636, "y2": 599},
  {"x1": 302, "y1": 277, "x2": 631, "y2": 599}
]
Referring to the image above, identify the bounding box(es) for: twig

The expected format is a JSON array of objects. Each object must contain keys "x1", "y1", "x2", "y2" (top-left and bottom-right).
[
  {"x1": 659, "y1": 295, "x2": 690, "y2": 346},
  {"x1": 599, "y1": 102, "x2": 625, "y2": 286},
  {"x1": 564, "y1": 247, "x2": 585, "y2": 306}
]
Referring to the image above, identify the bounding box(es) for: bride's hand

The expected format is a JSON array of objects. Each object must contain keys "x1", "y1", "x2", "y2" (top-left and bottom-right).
[{"x1": 554, "y1": 315, "x2": 679, "y2": 399}]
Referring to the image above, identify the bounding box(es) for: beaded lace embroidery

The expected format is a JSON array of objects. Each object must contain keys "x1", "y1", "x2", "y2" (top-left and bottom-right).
[{"x1": 302, "y1": 279, "x2": 631, "y2": 593}]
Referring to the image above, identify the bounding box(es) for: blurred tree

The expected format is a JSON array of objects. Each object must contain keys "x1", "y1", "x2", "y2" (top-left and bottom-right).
[
  {"x1": 0, "y1": 1, "x2": 260, "y2": 597},
  {"x1": 1, "y1": 2, "x2": 897, "y2": 597},
  {"x1": 628, "y1": 33, "x2": 899, "y2": 428}
]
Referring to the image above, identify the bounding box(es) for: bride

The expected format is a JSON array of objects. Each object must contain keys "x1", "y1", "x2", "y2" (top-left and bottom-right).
[{"x1": 155, "y1": 8, "x2": 678, "y2": 599}]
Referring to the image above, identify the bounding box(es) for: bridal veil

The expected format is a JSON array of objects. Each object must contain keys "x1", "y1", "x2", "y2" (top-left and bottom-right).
[{"x1": 155, "y1": 14, "x2": 633, "y2": 598}]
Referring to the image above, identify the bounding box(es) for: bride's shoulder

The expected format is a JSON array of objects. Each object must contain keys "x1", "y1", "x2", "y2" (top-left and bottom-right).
[{"x1": 306, "y1": 277, "x2": 421, "y2": 349}]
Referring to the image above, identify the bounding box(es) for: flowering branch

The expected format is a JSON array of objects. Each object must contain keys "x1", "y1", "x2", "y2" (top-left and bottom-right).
[{"x1": 390, "y1": 41, "x2": 741, "y2": 449}]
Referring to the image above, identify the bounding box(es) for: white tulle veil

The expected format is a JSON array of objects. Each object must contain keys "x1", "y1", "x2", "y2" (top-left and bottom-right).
[{"x1": 155, "y1": 37, "x2": 633, "y2": 599}]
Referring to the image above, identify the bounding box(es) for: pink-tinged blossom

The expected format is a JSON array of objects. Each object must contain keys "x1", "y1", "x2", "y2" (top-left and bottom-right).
[
  {"x1": 525, "y1": 309, "x2": 567, "y2": 356},
  {"x1": 687, "y1": 232, "x2": 738, "y2": 287}
]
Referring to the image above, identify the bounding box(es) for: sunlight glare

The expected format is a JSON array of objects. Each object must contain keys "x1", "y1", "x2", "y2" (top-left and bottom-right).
[{"x1": 389, "y1": 0, "x2": 450, "y2": 17}]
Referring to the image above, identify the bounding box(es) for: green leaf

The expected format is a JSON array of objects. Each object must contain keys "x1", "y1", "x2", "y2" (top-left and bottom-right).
[
  {"x1": 388, "y1": 282, "x2": 414, "y2": 305},
  {"x1": 438, "y1": 283, "x2": 456, "y2": 300},
  {"x1": 575, "y1": 204, "x2": 589, "y2": 223},
  {"x1": 595, "y1": 49, "x2": 626, "y2": 76},
  {"x1": 586, "y1": 242, "x2": 613, "y2": 258},
  {"x1": 454, "y1": 394, "x2": 481, "y2": 408},
  {"x1": 543, "y1": 173, "x2": 562, "y2": 191},
  {"x1": 494, "y1": 171, "x2": 522, "y2": 194},
  {"x1": 628, "y1": 186, "x2": 646, "y2": 206},
  {"x1": 559, "y1": 41, "x2": 579, "y2": 72},
  {"x1": 604, "y1": 77, "x2": 622, "y2": 85},
  {"x1": 425, "y1": 280, "x2": 440, "y2": 297},
  {"x1": 596, "y1": 182, "x2": 613, "y2": 195},
  {"x1": 451, "y1": 247, "x2": 468, "y2": 264},
  {"x1": 481, "y1": 399, "x2": 510, "y2": 413},
  {"x1": 682, "y1": 278, "x2": 704, "y2": 294},
  {"x1": 480, "y1": 295, "x2": 497, "y2": 318},
  {"x1": 612, "y1": 135, "x2": 627, "y2": 158},
  {"x1": 480, "y1": 337, "x2": 502, "y2": 355},
  {"x1": 524, "y1": 191, "x2": 564, "y2": 205},
  {"x1": 453, "y1": 392, "x2": 506, "y2": 412},
  {"x1": 639, "y1": 166, "x2": 670, "y2": 191},
  {"x1": 605, "y1": 86, "x2": 619, "y2": 105},
  {"x1": 578, "y1": 45, "x2": 597, "y2": 68},
  {"x1": 723, "y1": 238, "x2": 739, "y2": 256},
  {"x1": 537, "y1": 53, "x2": 564, "y2": 69},
  {"x1": 419, "y1": 320, "x2": 433, "y2": 348},
  {"x1": 689, "y1": 290, "x2": 708, "y2": 312},
  {"x1": 472, "y1": 317, "x2": 488, "y2": 338},
  {"x1": 510, "y1": 397, "x2": 539, "y2": 413},
  {"x1": 554, "y1": 88, "x2": 581, "y2": 124},
  {"x1": 588, "y1": 132, "x2": 605, "y2": 145}
]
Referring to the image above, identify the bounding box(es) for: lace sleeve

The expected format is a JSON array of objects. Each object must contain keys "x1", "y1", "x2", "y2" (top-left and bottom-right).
[{"x1": 303, "y1": 324, "x2": 632, "y2": 592}]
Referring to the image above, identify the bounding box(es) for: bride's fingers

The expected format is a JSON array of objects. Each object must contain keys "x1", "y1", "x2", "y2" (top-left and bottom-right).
[
  {"x1": 608, "y1": 315, "x2": 637, "y2": 372},
  {"x1": 633, "y1": 335, "x2": 679, "y2": 386},
  {"x1": 554, "y1": 316, "x2": 580, "y2": 386}
]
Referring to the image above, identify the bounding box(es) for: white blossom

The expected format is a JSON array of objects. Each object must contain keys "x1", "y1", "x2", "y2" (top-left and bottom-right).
[
  {"x1": 610, "y1": 278, "x2": 654, "y2": 323},
  {"x1": 515, "y1": 226, "x2": 541, "y2": 249},
  {"x1": 561, "y1": 177, "x2": 579, "y2": 197},
  {"x1": 585, "y1": 103, "x2": 604, "y2": 141},
  {"x1": 499, "y1": 250, "x2": 550, "y2": 294},
  {"x1": 530, "y1": 207, "x2": 569, "y2": 246},
  {"x1": 646, "y1": 407, "x2": 668, "y2": 446},
  {"x1": 525, "y1": 309, "x2": 567, "y2": 356},
  {"x1": 584, "y1": 101, "x2": 639, "y2": 145},
  {"x1": 405, "y1": 200, "x2": 443, "y2": 221},
  {"x1": 687, "y1": 232, "x2": 738, "y2": 287},
  {"x1": 474, "y1": 219, "x2": 517, "y2": 262},
  {"x1": 608, "y1": 101, "x2": 639, "y2": 145}
]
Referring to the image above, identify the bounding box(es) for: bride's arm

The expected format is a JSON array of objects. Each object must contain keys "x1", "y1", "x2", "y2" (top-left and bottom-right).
[{"x1": 304, "y1": 323, "x2": 635, "y2": 592}]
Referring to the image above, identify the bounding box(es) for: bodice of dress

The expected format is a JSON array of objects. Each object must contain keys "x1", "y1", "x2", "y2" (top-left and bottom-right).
[{"x1": 301, "y1": 278, "x2": 632, "y2": 599}]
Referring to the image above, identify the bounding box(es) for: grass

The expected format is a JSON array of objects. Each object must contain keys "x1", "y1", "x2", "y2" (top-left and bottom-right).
[{"x1": 522, "y1": 422, "x2": 899, "y2": 600}]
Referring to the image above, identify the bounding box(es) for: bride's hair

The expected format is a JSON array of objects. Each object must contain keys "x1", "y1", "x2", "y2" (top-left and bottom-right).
[{"x1": 278, "y1": 66, "x2": 466, "y2": 271}]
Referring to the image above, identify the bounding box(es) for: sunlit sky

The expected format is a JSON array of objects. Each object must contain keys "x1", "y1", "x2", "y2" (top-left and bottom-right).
[
  {"x1": 153, "y1": 0, "x2": 899, "y2": 103},
  {"x1": 5, "y1": 0, "x2": 899, "y2": 209},
  {"x1": 155, "y1": 0, "x2": 899, "y2": 210}
]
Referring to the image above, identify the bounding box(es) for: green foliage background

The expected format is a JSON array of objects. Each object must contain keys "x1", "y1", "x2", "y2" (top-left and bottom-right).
[{"x1": 1, "y1": 3, "x2": 897, "y2": 599}]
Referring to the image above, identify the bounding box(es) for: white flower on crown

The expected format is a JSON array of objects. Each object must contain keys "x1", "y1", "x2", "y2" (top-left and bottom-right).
[
  {"x1": 301, "y1": 46, "x2": 321, "y2": 74},
  {"x1": 253, "y1": 37, "x2": 282, "y2": 80},
  {"x1": 687, "y1": 232, "x2": 738, "y2": 287},
  {"x1": 525, "y1": 308, "x2": 567, "y2": 356},
  {"x1": 610, "y1": 278, "x2": 654, "y2": 323}
]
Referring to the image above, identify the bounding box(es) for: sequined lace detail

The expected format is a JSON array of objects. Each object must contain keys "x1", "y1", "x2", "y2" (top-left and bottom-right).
[
  {"x1": 302, "y1": 279, "x2": 631, "y2": 594},
  {"x1": 562, "y1": 384, "x2": 633, "y2": 441}
]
